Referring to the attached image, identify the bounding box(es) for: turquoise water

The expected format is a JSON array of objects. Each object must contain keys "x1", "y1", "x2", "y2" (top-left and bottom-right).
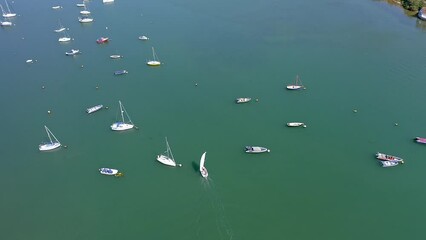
[{"x1": 1, "y1": 0, "x2": 426, "y2": 239}]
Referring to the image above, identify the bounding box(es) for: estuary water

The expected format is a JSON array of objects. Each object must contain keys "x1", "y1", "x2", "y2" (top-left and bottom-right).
[{"x1": 1, "y1": 0, "x2": 426, "y2": 239}]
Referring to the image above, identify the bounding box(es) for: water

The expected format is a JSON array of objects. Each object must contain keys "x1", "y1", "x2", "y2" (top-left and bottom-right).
[{"x1": 1, "y1": 0, "x2": 426, "y2": 239}]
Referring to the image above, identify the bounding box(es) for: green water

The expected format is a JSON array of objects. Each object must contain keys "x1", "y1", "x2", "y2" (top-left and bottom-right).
[{"x1": 1, "y1": 0, "x2": 426, "y2": 239}]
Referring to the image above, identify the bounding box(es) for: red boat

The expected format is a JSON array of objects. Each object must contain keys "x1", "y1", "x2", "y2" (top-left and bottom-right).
[
  {"x1": 415, "y1": 137, "x2": 426, "y2": 144},
  {"x1": 96, "y1": 37, "x2": 109, "y2": 44}
]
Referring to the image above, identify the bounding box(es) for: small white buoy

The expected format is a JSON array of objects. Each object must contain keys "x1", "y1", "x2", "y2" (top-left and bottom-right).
[
  {"x1": 42, "y1": 86, "x2": 45, "y2": 89},
  {"x1": 303, "y1": 124, "x2": 307, "y2": 128},
  {"x1": 195, "y1": 83, "x2": 198, "y2": 86},
  {"x1": 47, "y1": 110, "x2": 51, "y2": 114},
  {"x1": 353, "y1": 109, "x2": 357, "y2": 113},
  {"x1": 395, "y1": 123, "x2": 399, "y2": 126},
  {"x1": 178, "y1": 164, "x2": 182, "y2": 167},
  {"x1": 105, "y1": 26, "x2": 108, "y2": 30},
  {"x1": 105, "y1": 106, "x2": 109, "y2": 109},
  {"x1": 64, "y1": 145, "x2": 68, "y2": 148},
  {"x1": 81, "y1": 65, "x2": 84, "y2": 68},
  {"x1": 256, "y1": 99, "x2": 259, "y2": 102}
]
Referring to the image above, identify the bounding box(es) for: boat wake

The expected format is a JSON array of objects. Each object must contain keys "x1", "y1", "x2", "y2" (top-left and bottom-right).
[{"x1": 200, "y1": 178, "x2": 234, "y2": 240}]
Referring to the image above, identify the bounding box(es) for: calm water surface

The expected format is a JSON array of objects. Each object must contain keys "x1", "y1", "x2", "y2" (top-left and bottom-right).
[{"x1": 1, "y1": 0, "x2": 426, "y2": 239}]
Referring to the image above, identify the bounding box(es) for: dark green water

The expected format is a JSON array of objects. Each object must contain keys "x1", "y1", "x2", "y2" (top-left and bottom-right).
[{"x1": 1, "y1": 0, "x2": 426, "y2": 239}]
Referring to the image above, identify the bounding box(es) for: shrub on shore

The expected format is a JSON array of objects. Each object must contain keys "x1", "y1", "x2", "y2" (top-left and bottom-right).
[{"x1": 401, "y1": 0, "x2": 424, "y2": 11}]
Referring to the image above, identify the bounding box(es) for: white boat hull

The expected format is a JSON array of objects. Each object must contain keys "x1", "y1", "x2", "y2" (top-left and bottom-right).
[
  {"x1": 86, "y1": 105, "x2": 103, "y2": 114},
  {"x1": 1, "y1": 21, "x2": 12, "y2": 26},
  {"x1": 286, "y1": 85, "x2": 303, "y2": 90},
  {"x1": 201, "y1": 167, "x2": 208, "y2": 178},
  {"x1": 156, "y1": 155, "x2": 177, "y2": 167},
  {"x1": 287, "y1": 122, "x2": 305, "y2": 127},
  {"x1": 110, "y1": 55, "x2": 122, "y2": 59},
  {"x1": 236, "y1": 98, "x2": 251, "y2": 103},
  {"x1": 103, "y1": 0, "x2": 114, "y2": 3},
  {"x1": 245, "y1": 146, "x2": 270, "y2": 153},
  {"x1": 79, "y1": 18, "x2": 93, "y2": 23},
  {"x1": 147, "y1": 61, "x2": 161, "y2": 66},
  {"x1": 39, "y1": 142, "x2": 61, "y2": 151},
  {"x1": 58, "y1": 37, "x2": 71, "y2": 42},
  {"x1": 111, "y1": 122, "x2": 134, "y2": 131},
  {"x1": 99, "y1": 168, "x2": 118, "y2": 175}
]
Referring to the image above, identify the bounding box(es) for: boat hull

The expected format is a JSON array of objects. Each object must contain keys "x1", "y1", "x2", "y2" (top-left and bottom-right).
[
  {"x1": 111, "y1": 122, "x2": 134, "y2": 131},
  {"x1": 375, "y1": 152, "x2": 404, "y2": 162},
  {"x1": 99, "y1": 168, "x2": 119, "y2": 175},
  {"x1": 1, "y1": 21, "x2": 12, "y2": 26},
  {"x1": 287, "y1": 122, "x2": 305, "y2": 127},
  {"x1": 201, "y1": 167, "x2": 208, "y2": 178},
  {"x1": 286, "y1": 85, "x2": 303, "y2": 90},
  {"x1": 245, "y1": 146, "x2": 270, "y2": 153},
  {"x1": 415, "y1": 137, "x2": 426, "y2": 144},
  {"x1": 114, "y1": 70, "x2": 128, "y2": 75},
  {"x1": 39, "y1": 142, "x2": 61, "y2": 151},
  {"x1": 236, "y1": 98, "x2": 251, "y2": 103},
  {"x1": 381, "y1": 161, "x2": 399, "y2": 168},
  {"x1": 147, "y1": 61, "x2": 161, "y2": 66},
  {"x1": 110, "y1": 55, "x2": 122, "y2": 59},
  {"x1": 86, "y1": 105, "x2": 103, "y2": 114},
  {"x1": 156, "y1": 155, "x2": 177, "y2": 167}
]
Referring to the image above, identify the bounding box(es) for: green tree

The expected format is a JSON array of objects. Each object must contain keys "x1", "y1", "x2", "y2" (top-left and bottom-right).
[{"x1": 401, "y1": 0, "x2": 424, "y2": 11}]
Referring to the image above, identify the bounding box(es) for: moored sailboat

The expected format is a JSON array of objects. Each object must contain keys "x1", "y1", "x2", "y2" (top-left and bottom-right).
[
  {"x1": 200, "y1": 152, "x2": 208, "y2": 178},
  {"x1": 39, "y1": 126, "x2": 61, "y2": 151},
  {"x1": 147, "y1": 47, "x2": 161, "y2": 66},
  {"x1": 286, "y1": 75, "x2": 305, "y2": 90},
  {"x1": 110, "y1": 101, "x2": 134, "y2": 131},
  {"x1": 156, "y1": 137, "x2": 182, "y2": 167}
]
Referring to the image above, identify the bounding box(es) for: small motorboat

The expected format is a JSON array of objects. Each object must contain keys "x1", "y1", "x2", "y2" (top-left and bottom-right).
[
  {"x1": 380, "y1": 161, "x2": 400, "y2": 168},
  {"x1": 114, "y1": 70, "x2": 128, "y2": 75},
  {"x1": 287, "y1": 122, "x2": 306, "y2": 127},
  {"x1": 76, "y1": 3, "x2": 85, "y2": 7},
  {"x1": 52, "y1": 6, "x2": 62, "y2": 10},
  {"x1": 26, "y1": 59, "x2": 34, "y2": 63},
  {"x1": 99, "y1": 168, "x2": 119, "y2": 176},
  {"x1": 245, "y1": 146, "x2": 270, "y2": 153},
  {"x1": 78, "y1": 17, "x2": 93, "y2": 23},
  {"x1": 103, "y1": 0, "x2": 114, "y2": 3},
  {"x1": 415, "y1": 137, "x2": 426, "y2": 144},
  {"x1": 110, "y1": 55, "x2": 123, "y2": 59},
  {"x1": 96, "y1": 37, "x2": 109, "y2": 44},
  {"x1": 65, "y1": 49, "x2": 80, "y2": 56},
  {"x1": 86, "y1": 104, "x2": 103, "y2": 114},
  {"x1": 375, "y1": 152, "x2": 404, "y2": 163},
  {"x1": 236, "y1": 98, "x2": 251, "y2": 104},
  {"x1": 138, "y1": 35, "x2": 149, "y2": 40}
]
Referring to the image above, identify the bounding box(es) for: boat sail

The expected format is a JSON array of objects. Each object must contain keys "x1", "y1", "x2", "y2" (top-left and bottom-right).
[
  {"x1": 157, "y1": 137, "x2": 182, "y2": 167},
  {"x1": 286, "y1": 75, "x2": 305, "y2": 90},
  {"x1": 147, "y1": 47, "x2": 161, "y2": 66},
  {"x1": 2, "y1": 0, "x2": 16, "y2": 18},
  {"x1": 110, "y1": 100, "x2": 134, "y2": 131},
  {"x1": 200, "y1": 152, "x2": 208, "y2": 178},
  {"x1": 39, "y1": 126, "x2": 61, "y2": 151}
]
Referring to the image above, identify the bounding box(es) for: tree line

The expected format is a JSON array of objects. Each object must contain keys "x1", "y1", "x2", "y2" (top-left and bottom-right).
[{"x1": 401, "y1": 0, "x2": 424, "y2": 11}]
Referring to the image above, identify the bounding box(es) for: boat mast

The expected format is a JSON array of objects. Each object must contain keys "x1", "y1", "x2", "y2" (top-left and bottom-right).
[
  {"x1": 166, "y1": 137, "x2": 175, "y2": 161},
  {"x1": 119, "y1": 100, "x2": 125, "y2": 122},
  {"x1": 45, "y1": 126, "x2": 53, "y2": 144},
  {"x1": 5, "y1": 0, "x2": 12, "y2": 14}
]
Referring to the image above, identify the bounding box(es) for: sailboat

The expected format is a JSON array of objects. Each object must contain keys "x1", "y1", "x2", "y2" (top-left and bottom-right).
[
  {"x1": 2, "y1": 0, "x2": 16, "y2": 18},
  {"x1": 54, "y1": 20, "x2": 67, "y2": 33},
  {"x1": 286, "y1": 75, "x2": 305, "y2": 90},
  {"x1": 110, "y1": 100, "x2": 134, "y2": 131},
  {"x1": 80, "y1": 4, "x2": 90, "y2": 15},
  {"x1": 156, "y1": 137, "x2": 182, "y2": 167},
  {"x1": 39, "y1": 126, "x2": 61, "y2": 151},
  {"x1": 58, "y1": 30, "x2": 71, "y2": 42},
  {"x1": 199, "y1": 152, "x2": 208, "y2": 178},
  {"x1": 146, "y1": 47, "x2": 161, "y2": 66}
]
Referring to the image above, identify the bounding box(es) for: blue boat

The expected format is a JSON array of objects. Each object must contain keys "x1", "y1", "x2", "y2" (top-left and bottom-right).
[{"x1": 114, "y1": 70, "x2": 128, "y2": 75}]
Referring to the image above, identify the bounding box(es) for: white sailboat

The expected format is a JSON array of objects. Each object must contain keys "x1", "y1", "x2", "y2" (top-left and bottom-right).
[
  {"x1": 2, "y1": 0, "x2": 16, "y2": 18},
  {"x1": 39, "y1": 126, "x2": 61, "y2": 151},
  {"x1": 58, "y1": 30, "x2": 71, "y2": 42},
  {"x1": 156, "y1": 137, "x2": 182, "y2": 167},
  {"x1": 80, "y1": 4, "x2": 90, "y2": 15},
  {"x1": 147, "y1": 47, "x2": 161, "y2": 66},
  {"x1": 103, "y1": 0, "x2": 114, "y2": 3},
  {"x1": 200, "y1": 152, "x2": 208, "y2": 178},
  {"x1": 286, "y1": 75, "x2": 305, "y2": 90},
  {"x1": 54, "y1": 20, "x2": 67, "y2": 33},
  {"x1": 110, "y1": 100, "x2": 134, "y2": 131}
]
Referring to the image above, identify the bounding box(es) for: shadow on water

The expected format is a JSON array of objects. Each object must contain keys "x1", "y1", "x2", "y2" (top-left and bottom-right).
[{"x1": 191, "y1": 161, "x2": 199, "y2": 173}]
